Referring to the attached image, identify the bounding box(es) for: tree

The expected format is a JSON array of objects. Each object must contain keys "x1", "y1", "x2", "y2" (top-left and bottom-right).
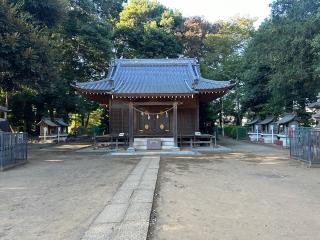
[
  {"x1": 199, "y1": 17, "x2": 255, "y2": 125},
  {"x1": 176, "y1": 16, "x2": 216, "y2": 58},
  {"x1": 114, "y1": 0, "x2": 182, "y2": 58},
  {"x1": 9, "y1": 0, "x2": 68, "y2": 28},
  {"x1": 241, "y1": 0, "x2": 320, "y2": 123}
]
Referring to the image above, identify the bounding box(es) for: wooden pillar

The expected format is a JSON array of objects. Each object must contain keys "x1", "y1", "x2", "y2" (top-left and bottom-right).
[
  {"x1": 128, "y1": 102, "x2": 134, "y2": 148},
  {"x1": 173, "y1": 101, "x2": 178, "y2": 147},
  {"x1": 195, "y1": 97, "x2": 199, "y2": 132}
]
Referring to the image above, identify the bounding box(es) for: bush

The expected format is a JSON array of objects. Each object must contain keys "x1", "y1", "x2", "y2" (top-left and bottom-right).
[
  {"x1": 72, "y1": 126, "x2": 104, "y2": 136},
  {"x1": 223, "y1": 125, "x2": 249, "y2": 140}
]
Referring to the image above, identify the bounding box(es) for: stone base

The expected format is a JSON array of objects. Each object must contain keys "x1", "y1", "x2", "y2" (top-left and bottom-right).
[
  {"x1": 127, "y1": 147, "x2": 135, "y2": 152},
  {"x1": 171, "y1": 147, "x2": 180, "y2": 151}
]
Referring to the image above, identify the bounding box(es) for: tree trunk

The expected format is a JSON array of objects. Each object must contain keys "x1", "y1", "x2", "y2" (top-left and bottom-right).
[{"x1": 85, "y1": 113, "x2": 90, "y2": 128}]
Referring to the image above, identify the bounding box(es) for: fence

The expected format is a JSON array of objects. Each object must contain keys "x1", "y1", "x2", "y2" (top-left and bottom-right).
[
  {"x1": 0, "y1": 132, "x2": 28, "y2": 171},
  {"x1": 223, "y1": 125, "x2": 249, "y2": 140},
  {"x1": 290, "y1": 128, "x2": 320, "y2": 166}
]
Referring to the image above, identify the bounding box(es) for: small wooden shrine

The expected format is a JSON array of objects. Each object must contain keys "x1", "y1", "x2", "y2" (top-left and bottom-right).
[
  {"x1": 259, "y1": 116, "x2": 276, "y2": 133},
  {"x1": 246, "y1": 118, "x2": 261, "y2": 133},
  {"x1": 37, "y1": 118, "x2": 68, "y2": 142},
  {"x1": 276, "y1": 113, "x2": 299, "y2": 133},
  {"x1": 73, "y1": 58, "x2": 234, "y2": 149}
]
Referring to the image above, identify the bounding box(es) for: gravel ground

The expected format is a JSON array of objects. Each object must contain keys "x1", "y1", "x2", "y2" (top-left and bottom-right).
[
  {"x1": 149, "y1": 138, "x2": 320, "y2": 240},
  {"x1": 0, "y1": 143, "x2": 139, "y2": 240}
]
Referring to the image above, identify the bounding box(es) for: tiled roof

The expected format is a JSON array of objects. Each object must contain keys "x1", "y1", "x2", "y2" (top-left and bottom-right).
[
  {"x1": 37, "y1": 118, "x2": 59, "y2": 127},
  {"x1": 276, "y1": 113, "x2": 297, "y2": 125},
  {"x1": 258, "y1": 116, "x2": 275, "y2": 125},
  {"x1": 247, "y1": 118, "x2": 260, "y2": 125},
  {"x1": 55, "y1": 118, "x2": 68, "y2": 127},
  {"x1": 73, "y1": 58, "x2": 233, "y2": 94}
]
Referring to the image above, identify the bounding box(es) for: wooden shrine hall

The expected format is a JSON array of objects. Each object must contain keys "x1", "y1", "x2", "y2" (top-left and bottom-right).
[{"x1": 73, "y1": 58, "x2": 234, "y2": 150}]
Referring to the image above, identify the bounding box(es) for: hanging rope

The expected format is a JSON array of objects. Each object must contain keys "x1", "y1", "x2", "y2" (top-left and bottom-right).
[{"x1": 133, "y1": 106, "x2": 174, "y2": 118}]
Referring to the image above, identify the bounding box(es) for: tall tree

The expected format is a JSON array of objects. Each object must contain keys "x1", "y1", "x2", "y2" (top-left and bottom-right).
[
  {"x1": 242, "y1": 0, "x2": 320, "y2": 122},
  {"x1": 114, "y1": 0, "x2": 182, "y2": 58}
]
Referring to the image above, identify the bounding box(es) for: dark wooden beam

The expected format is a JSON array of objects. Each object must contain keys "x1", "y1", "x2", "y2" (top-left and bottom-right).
[
  {"x1": 195, "y1": 97, "x2": 199, "y2": 131},
  {"x1": 173, "y1": 102, "x2": 178, "y2": 147},
  {"x1": 128, "y1": 102, "x2": 134, "y2": 148}
]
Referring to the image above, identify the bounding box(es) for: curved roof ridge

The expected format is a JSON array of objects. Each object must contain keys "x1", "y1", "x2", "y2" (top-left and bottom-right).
[
  {"x1": 114, "y1": 58, "x2": 197, "y2": 66},
  {"x1": 73, "y1": 58, "x2": 234, "y2": 94},
  {"x1": 199, "y1": 77, "x2": 230, "y2": 83}
]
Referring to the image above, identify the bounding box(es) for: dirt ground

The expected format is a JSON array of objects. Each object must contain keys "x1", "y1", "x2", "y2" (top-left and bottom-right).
[
  {"x1": 150, "y1": 138, "x2": 320, "y2": 240},
  {"x1": 0, "y1": 143, "x2": 139, "y2": 240}
]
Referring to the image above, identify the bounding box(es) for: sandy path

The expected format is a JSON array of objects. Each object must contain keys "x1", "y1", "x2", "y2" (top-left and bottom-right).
[
  {"x1": 0, "y1": 144, "x2": 139, "y2": 240},
  {"x1": 150, "y1": 139, "x2": 320, "y2": 240}
]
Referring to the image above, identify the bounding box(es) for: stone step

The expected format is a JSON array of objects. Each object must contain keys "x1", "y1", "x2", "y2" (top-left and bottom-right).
[
  {"x1": 134, "y1": 146, "x2": 176, "y2": 150},
  {"x1": 134, "y1": 138, "x2": 174, "y2": 142},
  {"x1": 133, "y1": 137, "x2": 175, "y2": 150}
]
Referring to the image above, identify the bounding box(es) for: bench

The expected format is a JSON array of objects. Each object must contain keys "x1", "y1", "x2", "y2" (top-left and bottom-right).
[
  {"x1": 94, "y1": 135, "x2": 128, "y2": 149},
  {"x1": 178, "y1": 134, "x2": 216, "y2": 148}
]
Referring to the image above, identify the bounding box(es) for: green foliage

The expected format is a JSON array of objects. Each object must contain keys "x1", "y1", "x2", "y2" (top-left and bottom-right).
[
  {"x1": 224, "y1": 125, "x2": 249, "y2": 140},
  {"x1": 199, "y1": 17, "x2": 255, "y2": 126},
  {"x1": 242, "y1": 0, "x2": 320, "y2": 122},
  {"x1": 1, "y1": 0, "x2": 124, "y2": 132},
  {"x1": 10, "y1": 0, "x2": 68, "y2": 28},
  {"x1": 114, "y1": 0, "x2": 182, "y2": 58},
  {"x1": 2, "y1": 0, "x2": 319, "y2": 133}
]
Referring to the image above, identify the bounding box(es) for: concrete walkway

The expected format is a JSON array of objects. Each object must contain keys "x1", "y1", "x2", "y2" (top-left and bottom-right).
[{"x1": 82, "y1": 156, "x2": 160, "y2": 240}]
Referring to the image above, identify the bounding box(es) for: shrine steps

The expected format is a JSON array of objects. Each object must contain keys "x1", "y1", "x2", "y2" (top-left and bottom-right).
[{"x1": 133, "y1": 137, "x2": 175, "y2": 150}]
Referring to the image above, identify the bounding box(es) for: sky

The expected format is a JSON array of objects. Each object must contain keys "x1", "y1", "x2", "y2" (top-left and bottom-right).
[{"x1": 157, "y1": 0, "x2": 273, "y2": 27}]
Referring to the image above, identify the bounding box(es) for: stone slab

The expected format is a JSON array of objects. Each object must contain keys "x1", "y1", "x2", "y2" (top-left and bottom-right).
[
  {"x1": 95, "y1": 204, "x2": 128, "y2": 224},
  {"x1": 131, "y1": 189, "x2": 155, "y2": 203},
  {"x1": 124, "y1": 202, "x2": 153, "y2": 222},
  {"x1": 110, "y1": 150, "x2": 198, "y2": 156},
  {"x1": 113, "y1": 221, "x2": 150, "y2": 240},
  {"x1": 138, "y1": 180, "x2": 157, "y2": 191},
  {"x1": 82, "y1": 155, "x2": 160, "y2": 240},
  {"x1": 81, "y1": 223, "x2": 116, "y2": 240},
  {"x1": 111, "y1": 189, "x2": 134, "y2": 204}
]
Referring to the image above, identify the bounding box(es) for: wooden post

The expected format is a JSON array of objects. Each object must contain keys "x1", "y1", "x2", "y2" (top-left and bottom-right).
[
  {"x1": 173, "y1": 102, "x2": 178, "y2": 147},
  {"x1": 195, "y1": 97, "x2": 199, "y2": 132},
  {"x1": 128, "y1": 102, "x2": 134, "y2": 149}
]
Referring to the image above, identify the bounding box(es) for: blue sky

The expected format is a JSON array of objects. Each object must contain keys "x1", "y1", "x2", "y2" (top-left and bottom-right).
[{"x1": 158, "y1": 0, "x2": 273, "y2": 26}]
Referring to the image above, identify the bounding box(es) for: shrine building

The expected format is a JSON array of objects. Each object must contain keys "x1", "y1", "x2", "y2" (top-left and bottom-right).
[{"x1": 73, "y1": 58, "x2": 234, "y2": 150}]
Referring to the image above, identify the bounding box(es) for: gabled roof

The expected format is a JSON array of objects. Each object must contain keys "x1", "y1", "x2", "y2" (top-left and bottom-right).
[
  {"x1": 73, "y1": 58, "x2": 233, "y2": 95},
  {"x1": 37, "y1": 118, "x2": 59, "y2": 127},
  {"x1": 246, "y1": 118, "x2": 260, "y2": 125},
  {"x1": 276, "y1": 113, "x2": 297, "y2": 125},
  {"x1": 54, "y1": 118, "x2": 68, "y2": 127},
  {"x1": 258, "y1": 116, "x2": 275, "y2": 125}
]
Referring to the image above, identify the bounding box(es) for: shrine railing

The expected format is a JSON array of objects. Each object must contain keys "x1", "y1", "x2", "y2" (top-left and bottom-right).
[
  {"x1": 0, "y1": 132, "x2": 28, "y2": 171},
  {"x1": 290, "y1": 128, "x2": 320, "y2": 166}
]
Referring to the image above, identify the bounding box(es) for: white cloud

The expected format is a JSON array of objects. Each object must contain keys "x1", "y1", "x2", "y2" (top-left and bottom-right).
[{"x1": 158, "y1": 0, "x2": 272, "y2": 26}]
